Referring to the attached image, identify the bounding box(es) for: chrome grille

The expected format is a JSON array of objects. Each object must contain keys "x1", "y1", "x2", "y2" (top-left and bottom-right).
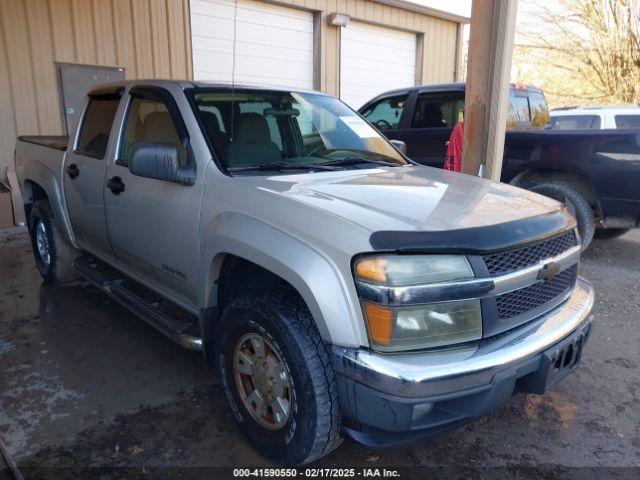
[
  {"x1": 483, "y1": 231, "x2": 578, "y2": 276},
  {"x1": 496, "y1": 266, "x2": 578, "y2": 319}
]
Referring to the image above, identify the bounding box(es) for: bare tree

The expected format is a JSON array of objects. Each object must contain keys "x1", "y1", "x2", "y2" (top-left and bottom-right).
[{"x1": 513, "y1": 0, "x2": 640, "y2": 107}]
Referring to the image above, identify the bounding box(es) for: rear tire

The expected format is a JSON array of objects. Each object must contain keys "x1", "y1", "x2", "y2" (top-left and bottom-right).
[
  {"x1": 528, "y1": 182, "x2": 596, "y2": 249},
  {"x1": 28, "y1": 199, "x2": 80, "y2": 283},
  {"x1": 594, "y1": 227, "x2": 630, "y2": 240},
  {"x1": 216, "y1": 289, "x2": 342, "y2": 465}
]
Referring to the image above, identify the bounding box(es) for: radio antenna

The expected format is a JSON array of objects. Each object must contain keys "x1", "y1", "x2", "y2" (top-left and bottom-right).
[{"x1": 230, "y1": 0, "x2": 238, "y2": 160}]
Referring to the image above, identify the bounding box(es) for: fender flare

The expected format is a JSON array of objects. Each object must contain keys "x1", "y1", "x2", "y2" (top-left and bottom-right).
[
  {"x1": 20, "y1": 160, "x2": 76, "y2": 246},
  {"x1": 199, "y1": 213, "x2": 365, "y2": 348}
]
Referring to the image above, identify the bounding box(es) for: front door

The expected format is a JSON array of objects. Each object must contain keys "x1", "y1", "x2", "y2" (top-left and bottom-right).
[
  {"x1": 402, "y1": 91, "x2": 465, "y2": 168},
  {"x1": 63, "y1": 88, "x2": 122, "y2": 256},
  {"x1": 359, "y1": 93, "x2": 409, "y2": 144},
  {"x1": 104, "y1": 86, "x2": 203, "y2": 308}
]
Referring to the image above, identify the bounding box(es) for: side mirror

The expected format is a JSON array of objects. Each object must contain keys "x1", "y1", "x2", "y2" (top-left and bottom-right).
[
  {"x1": 389, "y1": 139, "x2": 407, "y2": 155},
  {"x1": 129, "y1": 142, "x2": 195, "y2": 185}
]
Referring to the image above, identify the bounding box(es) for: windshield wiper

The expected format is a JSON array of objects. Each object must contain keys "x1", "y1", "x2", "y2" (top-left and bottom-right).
[
  {"x1": 228, "y1": 162, "x2": 343, "y2": 173},
  {"x1": 319, "y1": 157, "x2": 402, "y2": 168}
]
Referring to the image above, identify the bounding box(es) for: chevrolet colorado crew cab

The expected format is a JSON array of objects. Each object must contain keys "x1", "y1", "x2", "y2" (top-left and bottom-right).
[
  {"x1": 360, "y1": 83, "x2": 640, "y2": 246},
  {"x1": 15, "y1": 80, "x2": 594, "y2": 465}
]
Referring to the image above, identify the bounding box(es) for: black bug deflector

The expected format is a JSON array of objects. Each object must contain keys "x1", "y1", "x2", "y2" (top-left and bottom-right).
[{"x1": 369, "y1": 209, "x2": 576, "y2": 254}]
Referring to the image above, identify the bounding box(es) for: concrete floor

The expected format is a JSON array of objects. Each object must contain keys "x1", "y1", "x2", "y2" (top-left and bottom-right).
[{"x1": 1, "y1": 228, "x2": 639, "y2": 478}]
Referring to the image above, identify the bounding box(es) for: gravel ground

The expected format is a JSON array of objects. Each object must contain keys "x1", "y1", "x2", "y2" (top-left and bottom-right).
[{"x1": 0, "y1": 228, "x2": 639, "y2": 479}]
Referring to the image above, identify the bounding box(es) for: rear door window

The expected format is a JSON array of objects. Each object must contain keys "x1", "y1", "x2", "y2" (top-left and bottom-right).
[
  {"x1": 76, "y1": 97, "x2": 120, "y2": 158},
  {"x1": 360, "y1": 94, "x2": 408, "y2": 130},
  {"x1": 550, "y1": 115, "x2": 601, "y2": 130},
  {"x1": 615, "y1": 115, "x2": 640, "y2": 128},
  {"x1": 412, "y1": 92, "x2": 465, "y2": 129}
]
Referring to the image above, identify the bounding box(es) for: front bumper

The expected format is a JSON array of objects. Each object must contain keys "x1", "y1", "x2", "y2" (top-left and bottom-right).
[{"x1": 330, "y1": 278, "x2": 594, "y2": 447}]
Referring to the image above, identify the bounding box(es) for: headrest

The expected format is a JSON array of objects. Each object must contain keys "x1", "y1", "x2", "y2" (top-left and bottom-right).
[
  {"x1": 421, "y1": 103, "x2": 444, "y2": 126},
  {"x1": 234, "y1": 113, "x2": 271, "y2": 143},
  {"x1": 142, "y1": 111, "x2": 180, "y2": 145},
  {"x1": 200, "y1": 111, "x2": 222, "y2": 133}
]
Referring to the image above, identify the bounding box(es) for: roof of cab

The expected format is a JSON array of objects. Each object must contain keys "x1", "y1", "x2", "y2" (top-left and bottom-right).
[
  {"x1": 87, "y1": 79, "x2": 329, "y2": 96},
  {"x1": 362, "y1": 82, "x2": 543, "y2": 108}
]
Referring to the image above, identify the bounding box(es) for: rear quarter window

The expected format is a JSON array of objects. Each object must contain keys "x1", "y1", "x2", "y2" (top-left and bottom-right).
[{"x1": 76, "y1": 97, "x2": 120, "y2": 158}]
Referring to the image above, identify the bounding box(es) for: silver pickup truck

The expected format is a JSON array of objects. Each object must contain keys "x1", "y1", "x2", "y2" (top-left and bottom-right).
[{"x1": 14, "y1": 80, "x2": 594, "y2": 465}]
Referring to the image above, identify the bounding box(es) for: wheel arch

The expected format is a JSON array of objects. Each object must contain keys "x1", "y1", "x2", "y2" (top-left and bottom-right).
[
  {"x1": 198, "y1": 213, "x2": 364, "y2": 363},
  {"x1": 20, "y1": 161, "x2": 76, "y2": 245},
  {"x1": 21, "y1": 179, "x2": 49, "y2": 223},
  {"x1": 510, "y1": 168, "x2": 602, "y2": 220}
]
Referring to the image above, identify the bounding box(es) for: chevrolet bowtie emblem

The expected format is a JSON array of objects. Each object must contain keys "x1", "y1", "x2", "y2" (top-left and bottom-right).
[{"x1": 538, "y1": 260, "x2": 561, "y2": 281}]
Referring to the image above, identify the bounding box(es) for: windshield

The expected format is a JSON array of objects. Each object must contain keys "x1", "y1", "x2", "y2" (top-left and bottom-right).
[
  {"x1": 549, "y1": 114, "x2": 601, "y2": 130},
  {"x1": 191, "y1": 90, "x2": 408, "y2": 172}
]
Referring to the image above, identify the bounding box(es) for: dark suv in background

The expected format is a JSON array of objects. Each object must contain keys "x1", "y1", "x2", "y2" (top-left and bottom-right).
[{"x1": 360, "y1": 83, "x2": 640, "y2": 247}]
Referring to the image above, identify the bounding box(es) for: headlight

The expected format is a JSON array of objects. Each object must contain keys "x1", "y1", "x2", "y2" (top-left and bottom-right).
[
  {"x1": 354, "y1": 255, "x2": 481, "y2": 352},
  {"x1": 362, "y1": 299, "x2": 482, "y2": 352},
  {"x1": 355, "y1": 255, "x2": 473, "y2": 285}
]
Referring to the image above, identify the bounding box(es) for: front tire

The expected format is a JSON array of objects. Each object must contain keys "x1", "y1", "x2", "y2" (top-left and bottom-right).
[
  {"x1": 28, "y1": 199, "x2": 80, "y2": 283},
  {"x1": 217, "y1": 290, "x2": 341, "y2": 465},
  {"x1": 528, "y1": 182, "x2": 596, "y2": 249}
]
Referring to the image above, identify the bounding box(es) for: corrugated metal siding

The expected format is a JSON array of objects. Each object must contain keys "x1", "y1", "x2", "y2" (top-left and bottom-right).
[
  {"x1": 0, "y1": 0, "x2": 460, "y2": 187},
  {"x1": 267, "y1": 0, "x2": 460, "y2": 96},
  {"x1": 0, "y1": 0, "x2": 192, "y2": 182},
  {"x1": 340, "y1": 21, "x2": 417, "y2": 108},
  {"x1": 191, "y1": 0, "x2": 315, "y2": 88}
]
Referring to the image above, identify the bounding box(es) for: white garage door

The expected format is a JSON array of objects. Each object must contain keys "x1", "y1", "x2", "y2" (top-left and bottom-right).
[
  {"x1": 190, "y1": 0, "x2": 314, "y2": 89},
  {"x1": 340, "y1": 22, "x2": 416, "y2": 109}
]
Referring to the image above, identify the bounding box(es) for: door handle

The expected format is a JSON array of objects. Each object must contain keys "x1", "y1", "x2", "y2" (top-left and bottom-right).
[
  {"x1": 66, "y1": 163, "x2": 79, "y2": 179},
  {"x1": 107, "y1": 176, "x2": 125, "y2": 195}
]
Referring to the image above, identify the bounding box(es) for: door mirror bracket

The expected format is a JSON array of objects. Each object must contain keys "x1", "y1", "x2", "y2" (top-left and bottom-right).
[{"x1": 389, "y1": 139, "x2": 407, "y2": 155}]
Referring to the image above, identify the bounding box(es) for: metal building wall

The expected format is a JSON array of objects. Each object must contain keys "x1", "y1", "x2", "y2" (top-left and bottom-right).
[
  {"x1": 0, "y1": 0, "x2": 462, "y2": 186},
  {"x1": 0, "y1": 0, "x2": 192, "y2": 183},
  {"x1": 305, "y1": 0, "x2": 461, "y2": 96}
]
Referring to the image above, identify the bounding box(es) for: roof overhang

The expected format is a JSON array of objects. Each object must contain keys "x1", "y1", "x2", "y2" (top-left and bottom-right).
[{"x1": 374, "y1": 0, "x2": 470, "y2": 24}]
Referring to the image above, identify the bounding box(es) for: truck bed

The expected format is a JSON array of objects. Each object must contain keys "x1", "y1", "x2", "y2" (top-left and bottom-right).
[{"x1": 17, "y1": 135, "x2": 68, "y2": 151}]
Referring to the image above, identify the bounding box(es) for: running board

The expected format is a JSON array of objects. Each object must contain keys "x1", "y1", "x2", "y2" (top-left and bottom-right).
[{"x1": 73, "y1": 257, "x2": 203, "y2": 352}]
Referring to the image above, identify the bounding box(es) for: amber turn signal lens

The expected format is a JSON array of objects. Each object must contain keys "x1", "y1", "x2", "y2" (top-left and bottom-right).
[
  {"x1": 355, "y1": 258, "x2": 388, "y2": 283},
  {"x1": 363, "y1": 302, "x2": 393, "y2": 346}
]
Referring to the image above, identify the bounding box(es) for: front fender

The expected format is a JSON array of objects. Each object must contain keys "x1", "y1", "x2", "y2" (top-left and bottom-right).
[{"x1": 199, "y1": 212, "x2": 367, "y2": 348}]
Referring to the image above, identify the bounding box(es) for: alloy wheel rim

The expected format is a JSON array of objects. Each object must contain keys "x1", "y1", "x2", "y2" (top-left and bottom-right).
[
  {"x1": 35, "y1": 221, "x2": 51, "y2": 267},
  {"x1": 233, "y1": 332, "x2": 293, "y2": 430}
]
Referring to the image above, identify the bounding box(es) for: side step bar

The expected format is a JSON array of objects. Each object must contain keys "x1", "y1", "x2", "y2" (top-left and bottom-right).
[{"x1": 74, "y1": 257, "x2": 203, "y2": 352}]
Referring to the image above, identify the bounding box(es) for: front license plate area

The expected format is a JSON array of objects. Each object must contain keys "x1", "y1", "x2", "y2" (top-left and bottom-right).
[
  {"x1": 543, "y1": 334, "x2": 584, "y2": 388},
  {"x1": 517, "y1": 325, "x2": 590, "y2": 394}
]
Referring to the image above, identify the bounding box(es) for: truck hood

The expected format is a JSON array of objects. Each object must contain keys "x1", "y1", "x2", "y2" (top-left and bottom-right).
[{"x1": 240, "y1": 165, "x2": 563, "y2": 234}]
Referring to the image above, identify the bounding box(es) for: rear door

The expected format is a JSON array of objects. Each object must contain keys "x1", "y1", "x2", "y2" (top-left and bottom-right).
[
  {"x1": 402, "y1": 90, "x2": 465, "y2": 168},
  {"x1": 104, "y1": 85, "x2": 204, "y2": 308},
  {"x1": 63, "y1": 87, "x2": 123, "y2": 257}
]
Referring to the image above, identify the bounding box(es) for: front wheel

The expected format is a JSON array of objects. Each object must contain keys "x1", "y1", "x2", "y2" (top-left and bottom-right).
[{"x1": 217, "y1": 290, "x2": 341, "y2": 465}]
